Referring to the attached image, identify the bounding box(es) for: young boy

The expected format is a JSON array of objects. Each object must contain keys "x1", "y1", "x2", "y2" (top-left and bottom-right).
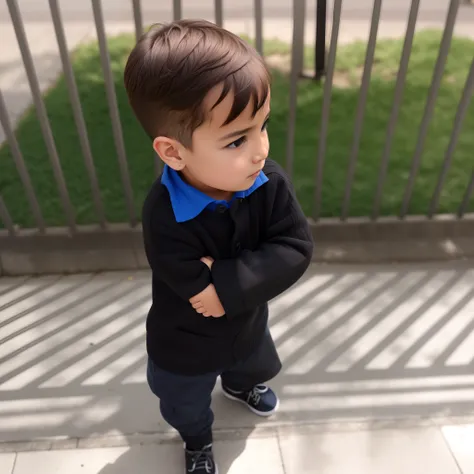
[{"x1": 124, "y1": 19, "x2": 313, "y2": 474}]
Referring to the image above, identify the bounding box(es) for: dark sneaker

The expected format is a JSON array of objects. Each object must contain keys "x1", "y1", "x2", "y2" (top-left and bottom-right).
[
  {"x1": 222, "y1": 384, "x2": 279, "y2": 417},
  {"x1": 185, "y1": 443, "x2": 218, "y2": 474}
]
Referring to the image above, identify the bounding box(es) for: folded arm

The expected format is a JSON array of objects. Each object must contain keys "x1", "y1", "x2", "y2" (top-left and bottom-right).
[
  {"x1": 143, "y1": 219, "x2": 212, "y2": 302},
  {"x1": 211, "y1": 173, "x2": 314, "y2": 317}
]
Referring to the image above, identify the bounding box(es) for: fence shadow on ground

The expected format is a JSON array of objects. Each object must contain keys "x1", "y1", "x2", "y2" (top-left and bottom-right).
[
  {"x1": 1, "y1": 261, "x2": 474, "y2": 451},
  {"x1": 92, "y1": 439, "x2": 250, "y2": 474}
]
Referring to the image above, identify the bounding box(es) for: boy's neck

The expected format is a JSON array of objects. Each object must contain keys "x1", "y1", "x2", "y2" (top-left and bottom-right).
[{"x1": 179, "y1": 169, "x2": 233, "y2": 202}]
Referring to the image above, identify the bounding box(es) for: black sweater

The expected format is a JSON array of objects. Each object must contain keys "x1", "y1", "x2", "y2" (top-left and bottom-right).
[{"x1": 142, "y1": 159, "x2": 314, "y2": 375}]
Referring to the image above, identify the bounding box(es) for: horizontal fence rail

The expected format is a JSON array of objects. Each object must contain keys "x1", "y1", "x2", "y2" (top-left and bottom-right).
[{"x1": 0, "y1": 0, "x2": 473, "y2": 245}]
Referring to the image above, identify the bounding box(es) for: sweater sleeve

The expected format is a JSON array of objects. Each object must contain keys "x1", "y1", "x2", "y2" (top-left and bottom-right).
[
  {"x1": 143, "y1": 214, "x2": 212, "y2": 302},
  {"x1": 211, "y1": 172, "x2": 314, "y2": 317}
]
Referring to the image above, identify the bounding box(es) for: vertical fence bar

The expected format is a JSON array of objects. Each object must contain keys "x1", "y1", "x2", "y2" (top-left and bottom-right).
[
  {"x1": 6, "y1": 0, "x2": 76, "y2": 232},
  {"x1": 341, "y1": 0, "x2": 382, "y2": 220},
  {"x1": 315, "y1": 0, "x2": 327, "y2": 80},
  {"x1": 314, "y1": 0, "x2": 342, "y2": 221},
  {"x1": 428, "y1": 58, "x2": 474, "y2": 217},
  {"x1": 0, "y1": 197, "x2": 16, "y2": 236},
  {"x1": 49, "y1": 0, "x2": 107, "y2": 229},
  {"x1": 132, "y1": 0, "x2": 144, "y2": 41},
  {"x1": 215, "y1": 0, "x2": 223, "y2": 27},
  {"x1": 0, "y1": 90, "x2": 45, "y2": 233},
  {"x1": 372, "y1": 0, "x2": 420, "y2": 220},
  {"x1": 254, "y1": 0, "x2": 263, "y2": 56},
  {"x1": 458, "y1": 170, "x2": 474, "y2": 218},
  {"x1": 92, "y1": 0, "x2": 137, "y2": 226},
  {"x1": 132, "y1": 0, "x2": 158, "y2": 184},
  {"x1": 285, "y1": 0, "x2": 306, "y2": 179},
  {"x1": 400, "y1": 0, "x2": 460, "y2": 218},
  {"x1": 173, "y1": 0, "x2": 182, "y2": 21}
]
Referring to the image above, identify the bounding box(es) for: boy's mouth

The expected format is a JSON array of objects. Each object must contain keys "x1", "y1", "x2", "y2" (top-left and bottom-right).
[{"x1": 248, "y1": 169, "x2": 262, "y2": 179}]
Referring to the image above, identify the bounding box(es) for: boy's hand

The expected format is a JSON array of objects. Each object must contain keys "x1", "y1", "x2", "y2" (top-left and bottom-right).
[
  {"x1": 200, "y1": 256, "x2": 214, "y2": 270},
  {"x1": 189, "y1": 283, "x2": 225, "y2": 318}
]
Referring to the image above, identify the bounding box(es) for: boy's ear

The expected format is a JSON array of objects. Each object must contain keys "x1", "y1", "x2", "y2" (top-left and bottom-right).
[{"x1": 153, "y1": 136, "x2": 185, "y2": 170}]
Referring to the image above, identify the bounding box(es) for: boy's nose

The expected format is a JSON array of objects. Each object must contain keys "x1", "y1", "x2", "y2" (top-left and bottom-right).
[{"x1": 253, "y1": 142, "x2": 269, "y2": 163}]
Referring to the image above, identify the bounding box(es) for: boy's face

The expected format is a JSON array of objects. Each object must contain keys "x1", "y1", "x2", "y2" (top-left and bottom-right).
[{"x1": 174, "y1": 84, "x2": 270, "y2": 199}]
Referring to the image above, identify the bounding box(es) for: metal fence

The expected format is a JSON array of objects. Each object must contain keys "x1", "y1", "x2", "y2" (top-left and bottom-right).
[{"x1": 0, "y1": 0, "x2": 473, "y2": 239}]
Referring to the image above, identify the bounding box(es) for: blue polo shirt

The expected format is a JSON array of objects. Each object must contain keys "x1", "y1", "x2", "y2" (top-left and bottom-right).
[{"x1": 161, "y1": 165, "x2": 269, "y2": 223}]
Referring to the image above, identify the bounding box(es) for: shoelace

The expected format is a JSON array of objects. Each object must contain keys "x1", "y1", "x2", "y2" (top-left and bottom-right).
[
  {"x1": 247, "y1": 384, "x2": 267, "y2": 406},
  {"x1": 187, "y1": 446, "x2": 214, "y2": 473}
]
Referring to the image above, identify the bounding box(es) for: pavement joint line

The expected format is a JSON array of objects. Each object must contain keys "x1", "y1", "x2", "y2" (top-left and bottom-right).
[
  {"x1": 2, "y1": 414, "x2": 474, "y2": 453},
  {"x1": 437, "y1": 425, "x2": 464, "y2": 474},
  {"x1": 276, "y1": 429, "x2": 288, "y2": 474},
  {"x1": 10, "y1": 452, "x2": 17, "y2": 474}
]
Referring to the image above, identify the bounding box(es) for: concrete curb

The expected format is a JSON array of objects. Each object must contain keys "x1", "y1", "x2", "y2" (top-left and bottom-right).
[{"x1": 1, "y1": 215, "x2": 473, "y2": 275}]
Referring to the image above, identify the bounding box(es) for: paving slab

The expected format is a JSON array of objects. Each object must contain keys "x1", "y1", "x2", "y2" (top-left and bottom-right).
[
  {"x1": 278, "y1": 426, "x2": 460, "y2": 474},
  {"x1": 11, "y1": 437, "x2": 283, "y2": 474},
  {"x1": 0, "y1": 453, "x2": 16, "y2": 474},
  {"x1": 12, "y1": 446, "x2": 164, "y2": 474},
  {"x1": 442, "y1": 424, "x2": 474, "y2": 474},
  {"x1": 215, "y1": 437, "x2": 284, "y2": 474}
]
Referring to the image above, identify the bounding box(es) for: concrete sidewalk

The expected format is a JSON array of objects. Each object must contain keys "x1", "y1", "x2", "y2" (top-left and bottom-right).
[
  {"x1": 1, "y1": 423, "x2": 474, "y2": 473},
  {"x1": 1, "y1": 261, "x2": 474, "y2": 472}
]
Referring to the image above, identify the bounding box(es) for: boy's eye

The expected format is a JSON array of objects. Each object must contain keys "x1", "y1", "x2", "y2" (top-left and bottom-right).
[
  {"x1": 262, "y1": 118, "x2": 270, "y2": 131},
  {"x1": 226, "y1": 136, "x2": 247, "y2": 149}
]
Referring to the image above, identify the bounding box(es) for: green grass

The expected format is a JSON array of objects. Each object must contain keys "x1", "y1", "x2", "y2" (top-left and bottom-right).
[{"x1": 1, "y1": 30, "x2": 474, "y2": 228}]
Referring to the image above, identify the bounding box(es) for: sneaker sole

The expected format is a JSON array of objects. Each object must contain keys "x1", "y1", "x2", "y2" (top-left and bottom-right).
[
  {"x1": 185, "y1": 467, "x2": 219, "y2": 474},
  {"x1": 222, "y1": 389, "x2": 280, "y2": 417}
]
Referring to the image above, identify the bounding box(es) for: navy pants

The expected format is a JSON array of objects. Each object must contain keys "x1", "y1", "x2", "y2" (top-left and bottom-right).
[{"x1": 146, "y1": 327, "x2": 281, "y2": 449}]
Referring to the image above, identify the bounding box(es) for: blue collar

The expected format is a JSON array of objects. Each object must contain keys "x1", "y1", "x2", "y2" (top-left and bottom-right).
[{"x1": 161, "y1": 165, "x2": 268, "y2": 223}]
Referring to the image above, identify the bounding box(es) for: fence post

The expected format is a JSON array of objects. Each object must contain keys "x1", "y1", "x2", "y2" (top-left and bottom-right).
[
  {"x1": 0, "y1": 197, "x2": 16, "y2": 236},
  {"x1": 92, "y1": 0, "x2": 138, "y2": 227},
  {"x1": 254, "y1": 0, "x2": 263, "y2": 56},
  {"x1": 132, "y1": 0, "x2": 144, "y2": 41},
  {"x1": 7, "y1": 0, "x2": 76, "y2": 233},
  {"x1": 0, "y1": 89, "x2": 45, "y2": 233},
  {"x1": 400, "y1": 0, "x2": 460, "y2": 218},
  {"x1": 372, "y1": 0, "x2": 420, "y2": 220},
  {"x1": 286, "y1": 0, "x2": 306, "y2": 179},
  {"x1": 458, "y1": 171, "x2": 474, "y2": 218},
  {"x1": 173, "y1": 0, "x2": 182, "y2": 21},
  {"x1": 49, "y1": 0, "x2": 107, "y2": 229},
  {"x1": 215, "y1": 0, "x2": 223, "y2": 27},
  {"x1": 428, "y1": 57, "x2": 474, "y2": 217},
  {"x1": 314, "y1": 0, "x2": 343, "y2": 221},
  {"x1": 341, "y1": 0, "x2": 382, "y2": 220},
  {"x1": 315, "y1": 0, "x2": 327, "y2": 80}
]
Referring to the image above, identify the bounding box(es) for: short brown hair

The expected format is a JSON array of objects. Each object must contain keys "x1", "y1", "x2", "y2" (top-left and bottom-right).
[{"x1": 124, "y1": 19, "x2": 270, "y2": 147}]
